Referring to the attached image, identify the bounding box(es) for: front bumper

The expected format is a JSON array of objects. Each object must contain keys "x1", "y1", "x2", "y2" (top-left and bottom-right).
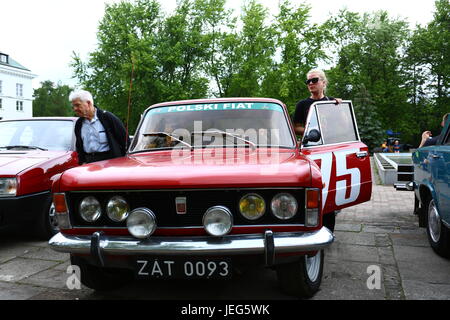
[
  {"x1": 0, "y1": 191, "x2": 50, "y2": 227},
  {"x1": 49, "y1": 227, "x2": 334, "y2": 266}
]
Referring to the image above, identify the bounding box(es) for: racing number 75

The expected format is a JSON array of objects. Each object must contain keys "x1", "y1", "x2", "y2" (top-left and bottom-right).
[{"x1": 310, "y1": 148, "x2": 361, "y2": 209}]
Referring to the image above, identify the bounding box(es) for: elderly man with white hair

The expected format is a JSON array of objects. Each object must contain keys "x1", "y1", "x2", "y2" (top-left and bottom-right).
[{"x1": 69, "y1": 90, "x2": 129, "y2": 164}]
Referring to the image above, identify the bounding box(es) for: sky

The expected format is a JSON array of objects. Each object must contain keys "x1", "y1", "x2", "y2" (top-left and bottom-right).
[{"x1": 0, "y1": 0, "x2": 437, "y2": 90}]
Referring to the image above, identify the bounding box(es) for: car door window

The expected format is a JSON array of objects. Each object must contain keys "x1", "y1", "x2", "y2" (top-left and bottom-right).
[
  {"x1": 303, "y1": 101, "x2": 359, "y2": 146},
  {"x1": 316, "y1": 102, "x2": 359, "y2": 144}
]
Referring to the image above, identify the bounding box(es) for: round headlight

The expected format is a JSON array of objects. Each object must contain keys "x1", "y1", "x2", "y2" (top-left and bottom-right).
[
  {"x1": 127, "y1": 208, "x2": 157, "y2": 239},
  {"x1": 271, "y1": 193, "x2": 298, "y2": 220},
  {"x1": 106, "y1": 196, "x2": 129, "y2": 222},
  {"x1": 79, "y1": 196, "x2": 102, "y2": 222},
  {"x1": 203, "y1": 206, "x2": 233, "y2": 237},
  {"x1": 239, "y1": 193, "x2": 266, "y2": 220}
]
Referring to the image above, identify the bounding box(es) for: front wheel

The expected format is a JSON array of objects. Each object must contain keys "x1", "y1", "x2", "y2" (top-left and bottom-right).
[
  {"x1": 426, "y1": 199, "x2": 450, "y2": 258},
  {"x1": 36, "y1": 198, "x2": 59, "y2": 240},
  {"x1": 276, "y1": 250, "x2": 324, "y2": 298}
]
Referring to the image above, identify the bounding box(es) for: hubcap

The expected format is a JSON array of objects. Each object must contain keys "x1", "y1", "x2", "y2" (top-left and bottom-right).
[
  {"x1": 428, "y1": 199, "x2": 441, "y2": 243},
  {"x1": 305, "y1": 252, "x2": 321, "y2": 282}
]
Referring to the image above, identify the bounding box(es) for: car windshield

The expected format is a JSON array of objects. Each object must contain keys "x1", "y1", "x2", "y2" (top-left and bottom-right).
[
  {"x1": 130, "y1": 102, "x2": 296, "y2": 152},
  {"x1": 0, "y1": 120, "x2": 74, "y2": 151}
]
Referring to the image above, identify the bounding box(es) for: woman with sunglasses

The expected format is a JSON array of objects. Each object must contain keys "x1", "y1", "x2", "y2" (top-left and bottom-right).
[{"x1": 293, "y1": 69, "x2": 342, "y2": 136}]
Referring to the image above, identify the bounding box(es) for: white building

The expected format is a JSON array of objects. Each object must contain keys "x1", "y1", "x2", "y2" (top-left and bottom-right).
[{"x1": 0, "y1": 52, "x2": 36, "y2": 120}]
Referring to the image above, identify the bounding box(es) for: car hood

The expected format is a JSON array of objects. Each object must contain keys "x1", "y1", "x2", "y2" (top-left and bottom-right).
[
  {"x1": 59, "y1": 149, "x2": 314, "y2": 190},
  {"x1": 0, "y1": 150, "x2": 68, "y2": 176}
]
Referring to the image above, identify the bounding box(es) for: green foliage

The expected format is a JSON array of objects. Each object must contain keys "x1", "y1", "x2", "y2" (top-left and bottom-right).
[
  {"x1": 353, "y1": 85, "x2": 384, "y2": 151},
  {"x1": 70, "y1": 0, "x2": 449, "y2": 145},
  {"x1": 33, "y1": 81, "x2": 73, "y2": 117}
]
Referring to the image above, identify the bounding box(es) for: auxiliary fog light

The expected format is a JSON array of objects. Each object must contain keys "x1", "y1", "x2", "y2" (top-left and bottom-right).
[
  {"x1": 239, "y1": 193, "x2": 266, "y2": 220},
  {"x1": 106, "y1": 196, "x2": 129, "y2": 222},
  {"x1": 271, "y1": 193, "x2": 298, "y2": 220},
  {"x1": 127, "y1": 208, "x2": 157, "y2": 239},
  {"x1": 203, "y1": 206, "x2": 233, "y2": 237},
  {"x1": 79, "y1": 196, "x2": 102, "y2": 222}
]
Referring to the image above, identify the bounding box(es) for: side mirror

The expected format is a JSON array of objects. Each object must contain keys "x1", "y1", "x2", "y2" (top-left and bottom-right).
[{"x1": 303, "y1": 129, "x2": 321, "y2": 144}]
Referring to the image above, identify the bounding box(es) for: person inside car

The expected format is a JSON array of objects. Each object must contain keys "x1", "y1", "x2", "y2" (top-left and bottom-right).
[{"x1": 419, "y1": 113, "x2": 449, "y2": 148}]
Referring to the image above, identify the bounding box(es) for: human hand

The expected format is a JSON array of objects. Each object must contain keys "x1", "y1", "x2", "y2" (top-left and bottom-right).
[
  {"x1": 422, "y1": 131, "x2": 432, "y2": 140},
  {"x1": 335, "y1": 98, "x2": 343, "y2": 104}
]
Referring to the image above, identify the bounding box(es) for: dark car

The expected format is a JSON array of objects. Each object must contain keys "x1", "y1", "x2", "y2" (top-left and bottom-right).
[
  {"x1": 49, "y1": 98, "x2": 372, "y2": 298},
  {"x1": 0, "y1": 117, "x2": 78, "y2": 238},
  {"x1": 412, "y1": 117, "x2": 450, "y2": 258}
]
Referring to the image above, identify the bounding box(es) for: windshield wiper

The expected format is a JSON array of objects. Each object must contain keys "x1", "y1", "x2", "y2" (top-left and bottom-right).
[
  {"x1": 193, "y1": 130, "x2": 256, "y2": 151},
  {"x1": 2, "y1": 145, "x2": 48, "y2": 151},
  {"x1": 131, "y1": 132, "x2": 193, "y2": 153}
]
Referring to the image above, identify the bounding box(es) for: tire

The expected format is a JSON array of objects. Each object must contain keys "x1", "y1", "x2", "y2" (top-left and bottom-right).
[
  {"x1": 276, "y1": 250, "x2": 324, "y2": 298},
  {"x1": 426, "y1": 198, "x2": 450, "y2": 259},
  {"x1": 36, "y1": 197, "x2": 59, "y2": 240},
  {"x1": 70, "y1": 255, "x2": 133, "y2": 291},
  {"x1": 323, "y1": 212, "x2": 336, "y2": 232}
]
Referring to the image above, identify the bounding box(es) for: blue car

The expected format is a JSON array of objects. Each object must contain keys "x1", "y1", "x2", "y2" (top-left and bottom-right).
[{"x1": 412, "y1": 117, "x2": 450, "y2": 258}]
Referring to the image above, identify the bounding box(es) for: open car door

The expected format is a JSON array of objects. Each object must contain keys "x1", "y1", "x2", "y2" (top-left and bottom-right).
[{"x1": 301, "y1": 101, "x2": 372, "y2": 214}]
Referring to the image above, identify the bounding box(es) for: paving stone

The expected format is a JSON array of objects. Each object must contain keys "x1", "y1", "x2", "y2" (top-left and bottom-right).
[
  {"x1": 402, "y1": 280, "x2": 450, "y2": 300},
  {"x1": 19, "y1": 267, "x2": 70, "y2": 289},
  {"x1": 0, "y1": 258, "x2": 59, "y2": 282},
  {"x1": 333, "y1": 231, "x2": 376, "y2": 246},
  {"x1": 394, "y1": 246, "x2": 450, "y2": 284},
  {"x1": 21, "y1": 247, "x2": 68, "y2": 262},
  {"x1": 326, "y1": 243, "x2": 379, "y2": 264},
  {"x1": 0, "y1": 281, "x2": 45, "y2": 300}
]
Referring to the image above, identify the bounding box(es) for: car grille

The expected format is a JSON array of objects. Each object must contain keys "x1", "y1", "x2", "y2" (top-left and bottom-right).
[{"x1": 66, "y1": 188, "x2": 306, "y2": 228}]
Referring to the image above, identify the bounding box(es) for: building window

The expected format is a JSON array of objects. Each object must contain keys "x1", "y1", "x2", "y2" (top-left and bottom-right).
[
  {"x1": 0, "y1": 54, "x2": 7, "y2": 63},
  {"x1": 16, "y1": 101, "x2": 23, "y2": 111},
  {"x1": 0, "y1": 80, "x2": 2, "y2": 94},
  {"x1": 16, "y1": 83, "x2": 23, "y2": 97},
  {"x1": 0, "y1": 99, "x2": 2, "y2": 109}
]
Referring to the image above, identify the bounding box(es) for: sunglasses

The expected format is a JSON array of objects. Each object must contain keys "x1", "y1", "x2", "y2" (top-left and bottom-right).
[{"x1": 305, "y1": 77, "x2": 320, "y2": 85}]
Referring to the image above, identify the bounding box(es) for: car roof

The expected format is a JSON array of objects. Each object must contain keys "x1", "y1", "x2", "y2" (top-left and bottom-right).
[
  {"x1": 0, "y1": 117, "x2": 78, "y2": 123},
  {"x1": 146, "y1": 97, "x2": 286, "y2": 110}
]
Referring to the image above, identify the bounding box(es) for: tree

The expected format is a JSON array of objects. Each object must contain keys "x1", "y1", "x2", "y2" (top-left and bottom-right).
[
  {"x1": 404, "y1": 0, "x2": 449, "y2": 141},
  {"x1": 263, "y1": 0, "x2": 331, "y2": 114},
  {"x1": 326, "y1": 11, "x2": 411, "y2": 143},
  {"x1": 33, "y1": 81, "x2": 73, "y2": 117},
  {"x1": 224, "y1": 0, "x2": 276, "y2": 97},
  {"x1": 353, "y1": 85, "x2": 384, "y2": 151}
]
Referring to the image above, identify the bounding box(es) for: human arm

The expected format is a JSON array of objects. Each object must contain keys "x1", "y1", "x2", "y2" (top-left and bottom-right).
[
  {"x1": 294, "y1": 123, "x2": 305, "y2": 136},
  {"x1": 419, "y1": 131, "x2": 432, "y2": 148}
]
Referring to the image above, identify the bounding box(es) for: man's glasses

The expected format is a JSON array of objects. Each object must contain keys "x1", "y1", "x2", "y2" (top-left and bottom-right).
[{"x1": 305, "y1": 77, "x2": 320, "y2": 85}]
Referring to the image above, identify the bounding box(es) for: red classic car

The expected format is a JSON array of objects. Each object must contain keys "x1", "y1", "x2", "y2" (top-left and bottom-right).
[
  {"x1": 49, "y1": 98, "x2": 372, "y2": 298},
  {"x1": 0, "y1": 117, "x2": 78, "y2": 238}
]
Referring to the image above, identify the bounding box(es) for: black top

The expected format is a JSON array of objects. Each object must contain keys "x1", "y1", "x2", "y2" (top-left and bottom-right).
[
  {"x1": 423, "y1": 135, "x2": 440, "y2": 147},
  {"x1": 293, "y1": 96, "x2": 334, "y2": 125},
  {"x1": 75, "y1": 107, "x2": 130, "y2": 164}
]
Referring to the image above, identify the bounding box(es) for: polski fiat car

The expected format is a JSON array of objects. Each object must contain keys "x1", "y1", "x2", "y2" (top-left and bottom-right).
[
  {"x1": 411, "y1": 116, "x2": 450, "y2": 258},
  {"x1": 49, "y1": 98, "x2": 372, "y2": 298},
  {"x1": 0, "y1": 117, "x2": 78, "y2": 238}
]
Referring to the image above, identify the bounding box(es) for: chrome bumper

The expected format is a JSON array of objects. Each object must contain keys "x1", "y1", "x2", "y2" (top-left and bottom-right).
[{"x1": 49, "y1": 227, "x2": 334, "y2": 259}]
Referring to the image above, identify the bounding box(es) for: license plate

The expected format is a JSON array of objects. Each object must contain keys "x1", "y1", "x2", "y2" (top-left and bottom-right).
[{"x1": 135, "y1": 258, "x2": 232, "y2": 279}]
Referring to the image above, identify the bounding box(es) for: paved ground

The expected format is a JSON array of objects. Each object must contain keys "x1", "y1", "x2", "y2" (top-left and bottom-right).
[{"x1": 0, "y1": 164, "x2": 449, "y2": 300}]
